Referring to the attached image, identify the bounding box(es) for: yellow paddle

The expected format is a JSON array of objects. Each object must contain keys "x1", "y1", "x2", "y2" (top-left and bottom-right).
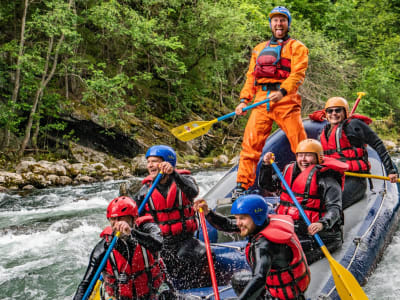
[
  {"x1": 88, "y1": 276, "x2": 102, "y2": 300},
  {"x1": 170, "y1": 98, "x2": 271, "y2": 142},
  {"x1": 345, "y1": 171, "x2": 400, "y2": 183},
  {"x1": 349, "y1": 92, "x2": 366, "y2": 116},
  {"x1": 271, "y1": 160, "x2": 368, "y2": 300}
]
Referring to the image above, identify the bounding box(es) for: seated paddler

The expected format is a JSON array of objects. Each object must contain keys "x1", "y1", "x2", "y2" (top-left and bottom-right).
[{"x1": 258, "y1": 138, "x2": 347, "y2": 264}]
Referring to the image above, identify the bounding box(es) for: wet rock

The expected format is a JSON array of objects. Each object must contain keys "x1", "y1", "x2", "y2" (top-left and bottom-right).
[
  {"x1": 46, "y1": 174, "x2": 60, "y2": 185},
  {"x1": 0, "y1": 172, "x2": 24, "y2": 187},
  {"x1": 15, "y1": 160, "x2": 37, "y2": 173},
  {"x1": 130, "y1": 155, "x2": 147, "y2": 174},
  {"x1": 59, "y1": 176, "x2": 73, "y2": 186},
  {"x1": 103, "y1": 176, "x2": 114, "y2": 181},
  {"x1": 75, "y1": 174, "x2": 96, "y2": 183},
  {"x1": 22, "y1": 185, "x2": 35, "y2": 190}
]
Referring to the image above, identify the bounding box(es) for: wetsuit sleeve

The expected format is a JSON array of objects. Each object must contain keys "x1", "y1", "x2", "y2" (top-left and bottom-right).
[
  {"x1": 318, "y1": 175, "x2": 342, "y2": 230},
  {"x1": 205, "y1": 210, "x2": 240, "y2": 233},
  {"x1": 346, "y1": 119, "x2": 398, "y2": 175},
  {"x1": 239, "y1": 237, "x2": 272, "y2": 299},
  {"x1": 280, "y1": 40, "x2": 309, "y2": 95},
  {"x1": 172, "y1": 171, "x2": 199, "y2": 199},
  {"x1": 132, "y1": 222, "x2": 163, "y2": 253},
  {"x1": 73, "y1": 240, "x2": 106, "y2": 300},
  {"x1": 258, "y1": 163, "x2": 282, "y2": 192}
]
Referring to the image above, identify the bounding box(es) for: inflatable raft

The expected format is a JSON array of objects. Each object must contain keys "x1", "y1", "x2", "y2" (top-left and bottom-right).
[{"x1": 178, "y1": 120, "x2": 400, "y2": 300}]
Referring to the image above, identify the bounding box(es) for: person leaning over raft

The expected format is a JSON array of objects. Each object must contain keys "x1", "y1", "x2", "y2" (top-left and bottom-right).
[
  {"x1": 232, "y1": 6, "x2": 308, "y2": 200},
  {"x1": 120, "y1": 145, "x2": 210, "y2": 290},
  {"x1": 73, "y1": 196, "x2": 174, "y2": 300},
  {"x1": 194, "y1": 195, "x2": 310, "y2": 300},
  {"x1": 259, "y1": 139, "x2": 347, "y2": 264},
  {"x1": 316, "y1": 96, "x2": 399, "y2": 209}
]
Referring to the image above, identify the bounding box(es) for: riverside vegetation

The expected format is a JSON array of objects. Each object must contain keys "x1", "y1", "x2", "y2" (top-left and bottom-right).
[{"x1": 1, "y1": 0, "x2": 399, "y2": 190}]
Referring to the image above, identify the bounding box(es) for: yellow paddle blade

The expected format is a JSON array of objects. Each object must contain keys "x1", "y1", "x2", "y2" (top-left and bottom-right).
[
  {"x1": 320, "y1": 246, "x2": 369, "y2": 300},
  {"x1": 88, "y1": 279, "x2": 102, "y2": 300},
  {"x1": 170, "y1": 119, "x2": 218, "y2": 142}
]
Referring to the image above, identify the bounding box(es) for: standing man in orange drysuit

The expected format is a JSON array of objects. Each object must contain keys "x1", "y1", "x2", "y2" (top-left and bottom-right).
[{"x1": 233, "y1": 6, "x2": 309, "y2": 199}]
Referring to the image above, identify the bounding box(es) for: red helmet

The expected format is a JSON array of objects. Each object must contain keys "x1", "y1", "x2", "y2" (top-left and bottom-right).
[{"x1": 106, "y1": 196, "x2": 138, "y2": 219}]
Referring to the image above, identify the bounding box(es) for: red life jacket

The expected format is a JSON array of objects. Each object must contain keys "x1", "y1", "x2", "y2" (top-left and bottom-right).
[
  {"x1": 101, "y1": 216, "x2": 164, "y2": 299},
  {"x1": 320, "y1": 118, "x2": 371, "y2": 172},
  {"x1": 245, "y1": 215, "x2": 310, "y2": 299},
  {"x1": 277, "y1": 157, "x2": 348, "y2": 223},
  {"x1": 142, "y1": 169, "x2": 198, "y2": 236},
  {"x1": 254, "y1": 39, "x2": 292, "y2": 80}
]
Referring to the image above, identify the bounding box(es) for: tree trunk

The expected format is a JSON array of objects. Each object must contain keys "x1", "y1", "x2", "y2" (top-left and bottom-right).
[
  {"x1": 19, "y1": 0, "x2": 74, "y2": 157},
  {"x1": 1, "y1": 0, "x2": 29, "y2": 150}
]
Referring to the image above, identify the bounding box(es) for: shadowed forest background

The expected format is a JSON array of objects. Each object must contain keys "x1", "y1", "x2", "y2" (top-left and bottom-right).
[{"x1": 1, "y1": 0, "x2": 399, "y2": 166}]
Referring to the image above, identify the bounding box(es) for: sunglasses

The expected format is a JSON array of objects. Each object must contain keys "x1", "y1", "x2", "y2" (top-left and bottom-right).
[{"x1": 326, "y1": 108, "x2": 343, "y2": 114}]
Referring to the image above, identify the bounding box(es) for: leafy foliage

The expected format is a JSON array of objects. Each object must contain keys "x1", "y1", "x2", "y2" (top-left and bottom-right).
[{"x1": 0, "y1": 0, "x2": 399, "y2": 154}]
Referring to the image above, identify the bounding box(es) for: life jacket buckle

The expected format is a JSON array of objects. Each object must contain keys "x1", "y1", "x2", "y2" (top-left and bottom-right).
[{"x1": 118, "y1": 273, "x2": 129, "y2": 284}]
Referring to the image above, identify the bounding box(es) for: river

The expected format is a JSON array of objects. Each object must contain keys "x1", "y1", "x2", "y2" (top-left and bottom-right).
[{"x1": 0, "y1": 161, "x2": 399, "y2": 299}]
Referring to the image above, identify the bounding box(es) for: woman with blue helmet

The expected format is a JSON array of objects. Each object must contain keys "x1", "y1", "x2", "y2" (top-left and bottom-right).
[
  {"x1": 120, "y1": 145, "x2": 211, "y2": 290},
  {"x1": 194, "y1": 195, "x2": 310, "y2": 299}
]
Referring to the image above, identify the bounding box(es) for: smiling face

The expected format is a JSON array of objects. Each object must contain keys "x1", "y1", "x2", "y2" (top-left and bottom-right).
[
  {"x1": 235, "y1": 214, "x2": 256, "y2": 237},
  {"x1": 270, "y1": 15, "x2": 289, "y2": 39},
  {"x1": 296, "y1": 152, "x2": 318, "y2": 171},
  {"x1": 326, "y1": 106, "x2": 346, "y2": 126},
  {"x1": 146, "y1": 156, "x2": 163, "y2": 178}
]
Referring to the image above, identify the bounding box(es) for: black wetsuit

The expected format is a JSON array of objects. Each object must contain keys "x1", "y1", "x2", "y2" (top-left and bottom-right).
[
  {"x1": 124, "y1": 171, "x2": 210, "y2": 290},
  {"x1": 205, "y1": 211, "x2": 304, "y2": 300},
  {"x1": 322, "y1": 118, "x2": 398, "y2": 208},
  {"x1": 73, "y1": 222, "x2": 166, "y2": 300},
  {"x1": 258, "y1": 163, "x2": 343, "y2": 264}
]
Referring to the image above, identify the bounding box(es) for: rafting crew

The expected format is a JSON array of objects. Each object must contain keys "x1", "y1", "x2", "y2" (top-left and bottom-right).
[
  {"x1": 194, "y1": 195, "x2": 310, "y2": 300},
  {"x1": 73, "y1": 196, "x2": 174, "y2": 300},
  {"x1": 120, "y1": 145, "x2": 211, "y2": 290},
  {"x1": 258, "y1": 139, "x2": 347, "y2": 264},
  {"x1": 311, "y1": 96, "x2": 399, "y2": 209}
]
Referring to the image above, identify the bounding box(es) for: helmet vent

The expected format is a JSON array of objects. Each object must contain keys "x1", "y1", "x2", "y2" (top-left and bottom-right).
[{"x1": 121, "y1": 207, "x2": 127, "y2": 212}]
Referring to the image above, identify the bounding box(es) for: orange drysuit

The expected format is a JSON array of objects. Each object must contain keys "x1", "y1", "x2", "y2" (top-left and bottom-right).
[{"x1": 237, "y1": 38, "x2": 308, "y2": 189}]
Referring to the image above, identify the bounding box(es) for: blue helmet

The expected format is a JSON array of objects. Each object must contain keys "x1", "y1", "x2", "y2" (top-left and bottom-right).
[
  {"x1": 268, "y1": 6, "x2": 292, "y2": 29},
  {"x1": 231, "y1": 195, "x2": 269, "y2": 226},
  {"x1": 145, "y1": 145, "x2": 177, "y2": 167}
]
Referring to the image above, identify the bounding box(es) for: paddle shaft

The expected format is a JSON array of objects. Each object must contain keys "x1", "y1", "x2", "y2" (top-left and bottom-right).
[
  {"x1": 345, "y1": 171, "x2": 400, "y2": 183},
  {"x1": 199, "y1": 208, "x2": 220, "y2": 300},
  {"x1": 83, "y1": 172, "x2": 164, "y2": 300},
  {"x1": 82, "y1": 232, "x2": 121, "y2": 300},
  {"x1": 138, "y1": 171, "x2": 163, "y2": 214},
  {"x1": 217, "y1": 98, "x2": 270, "y2": 122}
]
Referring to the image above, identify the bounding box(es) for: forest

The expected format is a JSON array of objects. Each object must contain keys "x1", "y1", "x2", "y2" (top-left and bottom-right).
[{"x1": 1, "y1": 0, "x2": 399, "y2": 163}]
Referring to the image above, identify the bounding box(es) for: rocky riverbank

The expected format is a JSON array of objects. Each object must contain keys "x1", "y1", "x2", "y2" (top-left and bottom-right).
[
  {"x1": 0, "y1": 153, "x2": 236, "y2": 192},
  {"x1": 1, "y1": 137, "x2": 398, "y2": 193}
]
